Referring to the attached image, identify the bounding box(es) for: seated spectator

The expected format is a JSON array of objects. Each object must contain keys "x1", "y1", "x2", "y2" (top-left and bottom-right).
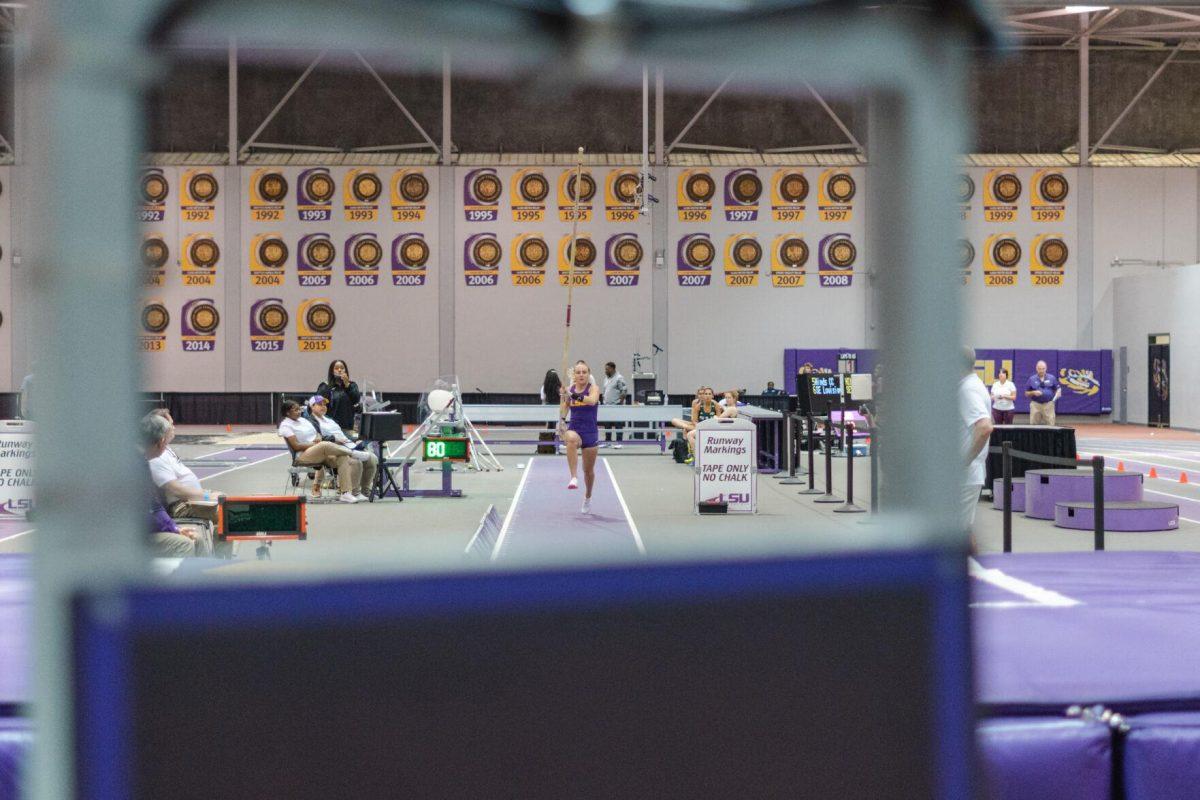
[
  {"x1": 718, "y1": 389, "x2": 742, "y2": 415},
  {"x1": 278, "y1": 398, "x2": 365, "y2": 504},
  {"x1": 141, "y1": 416, "x2": 213, "y2": 557},
  {"x1": 144, "y1": 409, "x2": 218, "y2": 523},
  {"x1": 762, "y1": 381, "x2": 784, "y2": 397},
  {"x1": 307, "y1": 395, "x2": 377, "y2": 498}
]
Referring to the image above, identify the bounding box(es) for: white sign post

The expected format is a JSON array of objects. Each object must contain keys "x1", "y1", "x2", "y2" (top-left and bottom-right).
[
  {"x1": 0, "y1": 420, "x2": 34, "y2": 518},
  {"x1": 694, "y1": 416, "x2": 757, "y2": 514}
]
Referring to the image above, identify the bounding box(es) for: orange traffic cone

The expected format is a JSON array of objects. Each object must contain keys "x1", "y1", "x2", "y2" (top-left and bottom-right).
[
  {"x1": 1149, "y1": 467, "x2": 1159, "y2": 479},
  {"x1": 225, "y1": 423, "x2": 232, "y2": 432},
  {"x1": 1117, "y1": 461, "x2": 1125, "y2": 472},
  {"x1": 1181, "y1": 472, "x2": 1190, "y2": 485}
]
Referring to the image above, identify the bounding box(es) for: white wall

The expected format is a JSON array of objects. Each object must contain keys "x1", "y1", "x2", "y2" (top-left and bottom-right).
[{"x1": 1113, "y1": 266, "x2": 1200, "y2": 428}]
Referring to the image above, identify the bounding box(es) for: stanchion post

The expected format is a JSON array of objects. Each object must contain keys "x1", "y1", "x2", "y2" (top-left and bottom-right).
[
  {"x1": 1092, "y1": 454, "x2": 1105, "y2": 551},
  {"x1": 814, "y1": 404, "x2": 841, "y2": 503},
  {"x1": 834, "y1": 421, "x2": 865, "y2": 513},
  {"x1": 869, "y1": 429, "x2": 878, "y2": 513},
  {"x1": 1002, "y1": 441, "x2": 1013, "y2": 553},
  {"x1": 800, "y1": 413, "x2": 823, "y2": 495},
  {"x1": 778, "y1": 414, "x2": 804, "y2": 485}
]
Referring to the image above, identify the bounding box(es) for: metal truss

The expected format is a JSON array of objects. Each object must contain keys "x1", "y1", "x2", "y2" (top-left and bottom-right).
[{"x1": 997, "y1": 4, "x2": 1200, "y2": 49}]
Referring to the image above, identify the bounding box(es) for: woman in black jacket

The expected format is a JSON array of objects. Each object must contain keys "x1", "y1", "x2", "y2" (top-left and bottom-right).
[{"x1": 318, "y1": 359, "x2": 362, "y2": 433}]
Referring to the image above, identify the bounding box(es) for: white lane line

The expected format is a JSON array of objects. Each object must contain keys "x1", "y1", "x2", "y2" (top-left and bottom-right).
[
  {"x1": 970, "y1": 601, "x2": 1059, "y2": 609},
  {"x1": 192, "y1": 446, "x2": 238, "y2": 461},
  {"x1": 1078, "y1": 449, "x2": 1200, "y2": 467},
  {"x1": 968, "y1": 557, "x2": 1081, "y2": 607},
  {"x1": 491, "y1": 455, "x2": 535, "y2": 562},
  {"x1": 603, "y1": 458, "x2": 645, "y2": 555},
  {"x1": 0, "y1": 527, "x2": 34, "y2": 544},
  {"x1": 197, "y1": 452, "x2": 287, "y2": 483}
]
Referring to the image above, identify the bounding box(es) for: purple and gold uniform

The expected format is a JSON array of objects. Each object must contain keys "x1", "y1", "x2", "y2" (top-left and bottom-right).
[{"x1": 568, "y1": 384, "x2": 600, "y2": 449}]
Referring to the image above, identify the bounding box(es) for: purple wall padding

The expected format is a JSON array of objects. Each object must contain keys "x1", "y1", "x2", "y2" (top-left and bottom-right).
[
  {"x1": 0, "y1": 718, "x2": 31, "y2": 800},
  {"x1": 1056, "y1": 350, "x2": 1105, "y2": 414},
  {"x1": 1124, "y1": 712, "x2": 1200, "y2": 800},
  {"x1": 978, "y1": 718, "x2": 1111, "y2": 800}
]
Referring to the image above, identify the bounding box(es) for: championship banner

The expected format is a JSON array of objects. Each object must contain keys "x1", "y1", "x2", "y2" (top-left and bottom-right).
[
  {"x1": 343, "y1": 169, "x2": 382, "y2": 222},
  {"x1": 1030, "y1": 234, "x2": 1067, "y2": 287},
  {"x1": 297, "y1": 168, "x2": 335, "y2": 221},
  {"x1": 139, "y1": 168, "x2": 169, "y2": 222},
  {"x1": 140, "y1": 301, "x2": 169, "y2": 352},
  {"x1": 510, "y1": 233, "x2": 548, "y2": 287},
  {"x1": 723, "y1": 168, "x2": 761, "y2": 222},
  {"x1": 141, "y1": 234, "x2": 168, "y2": 287},
  {"x1": 958, "y1": 239, "x2": 974, "y2": 285},
  {"x1": 817, "y1": 170, "x2": 855, "y2": 222},
  {"x1": 180, "y1": 169, "x2": 218, "y2": 223},
  {"x1": 676, "y1": 233, "x2": 715, "y2": 287},
  {"x1": 249, "y1": 169, "x2": 287, "y2": 222},
  {"x1": 983, "y1": 169, "x2": 1021, "y2": 223},
  {"x1": 677, "y1": 169, "x2": 715, "y2": 222},
  {"x1": 464, "y1": 168, "x2": 501, "y2": 222},
  {"x1": 180, "y1": 234, "x2": 219, "y2": 287},
  {"x1": 723, "y1": 234, "x2": 761, "y2": 287},
  {"x1": 1056, "y1": 350, "x2": 1103, "y2": 414},
  {"x1": 249, "y1": 298, "x2": 288, "y2": 352},
  {"x1": 391, "y1": 169, "x2": 429, "y2": 222},
  {"x1": 297, "y1": 298, "x2": 335, "y2": 353},
  {"x1": 983, "y1": 234, "x2": 1020, "y2": 287},
  {"x1": 958, "y1": 173, "x2": 974, "y2": 221},
  {"x1": 604, "y1": 169, "x2": 640, "y2": 222},
  {"x1": 557, "y1": 233, "x2": 595, "y2": 286},
  {"x1": 770, "y1": 235, "x2": 807, "y2": 287},
  {"x1": 181, "y1": 298, "x2": 219, "y2": 353},
  {"x1": 604, "y1": 233, "x2": 642, "y2": 287},
  {"x1": 249, "y1": 233, "x2": 287, "y2": 287},
  {"x1": 464, "y1": 233, "x2": 501, "y2": 286},
  {"x1": 297, "y1": 233, "x2": 335, "y2": 287},
  {"x1": 557, "y1": 169, "x2": 595, "y2": 222},
  {"x1": 344, "y1": 233, "x2": 382, "y2": 287},
  {"x1": 972, "y1": 349, "x2": 1014, "y2": 387},
  {"x1": 511, "y1": 168, "x2": 549, "y2": 222},
  {"x1": 392, "y1": 233, "x2": 429, "y2": 287},
  {"x1": 1031, "y1": 170, "x2": 1068, "y2": 223},
  {"x1": 771, "y1": 169, "x2": 808, "y2": 222},
  {"x1": 817, "y1": 233, "x2": 856, "y2": 287}
]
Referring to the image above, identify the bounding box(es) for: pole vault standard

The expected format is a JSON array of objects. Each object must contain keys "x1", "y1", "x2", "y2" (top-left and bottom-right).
[{"x1": 558, "y1": 147, "x2": 585, "y2": 429}]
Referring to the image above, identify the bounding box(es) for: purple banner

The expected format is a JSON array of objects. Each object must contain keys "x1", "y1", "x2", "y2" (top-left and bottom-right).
[
  {"x1": 1056, "y1": 350, "x2": 1104, "y2": 414},
  {"x1": 1013, "y1": 349, "x2": 1058, "y2": 414}
]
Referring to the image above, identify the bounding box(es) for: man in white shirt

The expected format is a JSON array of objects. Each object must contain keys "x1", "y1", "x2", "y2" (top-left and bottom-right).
[
  {"x1": 145, "y1": 409, "x2": 218, "y2": 523},
  {"x1": 959, "y1": 347, "x2": 995, "y2": 534},
  {"x1": 601, "y1": 361, "x2": 629, "y2": 448}
]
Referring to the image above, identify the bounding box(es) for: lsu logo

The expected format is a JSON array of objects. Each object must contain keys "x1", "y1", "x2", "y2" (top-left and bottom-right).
[
  {"x1": 724, "y1": 168, "x2": 761, "y2": 222},
  {"x1": 604, "y1": 233, "x2": 642, "y2": 287},
  {"x1": 557, "y1": 169, "x2": 595, "y2": 222},
  {"x1": 464, "y1": 168, "x2": 502, "y2": 222},
  {"x1": 392, "y1": 233, "x2": 429, "y2": 287},
  {"x1": 677, "y1": 169, "x2": 715, "y2": 223},
  {"x1": 180, "y1": 169, "x2": 219, "y2": 222},
  {"x1": 249, "y1": 169, "x2": 288, "y2": 221},
  {"x1": 511, "y1": 169, "x2": 549, "y2": 222},
  {"x1": 297, "y1": 298, "x2": 335, "y2": 352},
  {"x1": 1031, "y1": 170, "x2": 1069, "y2": 222},
  {"x1": 558, "y1": 233, "x2": 596, "y2": 286},
  {"x1": 343, "y1": 169, "x2": 382, "y2": 222},
  {"x1": 1030, "y1": 234, "x2": 1067, "y2": 287},
  {"x1": 677, "y1": 233, "x2": 715, "y2": 287},
  {"x1": 392, "y1": 169, "x2": 430, "y2": 222},
  {"x1": 984, "y1": 169, "x2": 1021, "y2": 222},
  {"x1": 181, "y1": 298, "x2": 219, "y2": 352},
  {"x1": 1060, "y1": 368, "x2": 1100, "y2": 397},
  {"x1": 723, "y1": 234, "x2": 761, "y2": 287},
  {"x1": 817, "y1": 233, "x2": 856, "y2": 288},
  {"x1": 0, "y1": 497, "x2": 33, "y2": 518},
  {"x1": 344, "y1": 233, "x2": 383, "y2": 287},
  {"x1": 511, "y1": 233, "x2": 548, "y2": 287},
  {"x1": 250, "y1": 233, "x2": 288, "y2": 287},
  {"x1": 249, "y1": 298, "x2": 288, "y2": 352},
  {"x1": 817, "y1": 170, "x2": 855, "y2": 222},
  {"x1": 605, "y1": 169, "x2": 641, "y2": 222},
  {"x1": 983, "y1": 233, "x2": 1020, "y2": 287},
  {"x1": 771, "y1": 169, "x2": 808, "y2": 222},
  {"x1": 770, "y1": 235, "x2": 808, "y2": 288},
  {"x1": 139, "y1": 168, "x2": 169, "y2": 222},
  {"x1": 297, "y1": 168, "x2": 334, "y2": 221},
  {"x1": 464, "y1": 233, "x2": 502, "y2": 286},
  {"x1": 181, "y1": 234, "x2": 219, "y2": 287},
  {"x1": 297, "y1": 233, "x2": 335, "y2": 287}
]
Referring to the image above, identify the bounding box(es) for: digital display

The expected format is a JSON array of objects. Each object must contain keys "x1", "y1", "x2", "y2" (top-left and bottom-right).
[
  {"x1": 809, "y1": 374, "x2": 843, "y2": 397},
  {"x1": 422, "y1": 436, "x2": 471, "y2": 462},
  {"x1": 221, "y1": 498, "x2": 305, "y2": 539}
]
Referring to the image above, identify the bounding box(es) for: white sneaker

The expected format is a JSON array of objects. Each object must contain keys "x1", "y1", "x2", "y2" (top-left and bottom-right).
[
  {"x1": 339, "y1": 492, "x2": 360, "y2": 504},
  {"x1": 350, "y1": 450, "x2": 371, "y2": 462},
  {"x1": 354, "y1": 492, "x2": 369, "y2": 502},
  {"x1": 567, "y1": 477, "x2": 578, "y2": 490},
  {"x1": 613, "y1": 444, "x2": 623, "y2": 449},
  {"x1": 581, "y1": 497, "x2": 592, "y2": 514}
]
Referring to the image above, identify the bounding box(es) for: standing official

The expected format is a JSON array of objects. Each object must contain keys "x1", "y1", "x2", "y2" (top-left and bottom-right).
[
  {"x1": 1025, "y1": 360, "x2": 1061, "y2": 425},
  {"x1": 602, "y1": 361, "x2": 629, "y2": 448}
]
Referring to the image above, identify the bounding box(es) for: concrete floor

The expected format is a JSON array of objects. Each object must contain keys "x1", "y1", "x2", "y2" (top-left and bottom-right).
[{"x1": 4, "y1": 423, "x2": 1200, "y2": 566}]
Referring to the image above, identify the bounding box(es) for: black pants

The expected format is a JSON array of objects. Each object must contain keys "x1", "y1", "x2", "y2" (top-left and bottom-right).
[{"x1": 604, "y1": 421, "x2": 624, "y2": 442}]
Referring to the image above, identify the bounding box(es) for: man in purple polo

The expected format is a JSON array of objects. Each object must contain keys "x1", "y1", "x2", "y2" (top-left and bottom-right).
[{"x1": 1025, "y1": 360, "x2": 1061, "y2": 425}]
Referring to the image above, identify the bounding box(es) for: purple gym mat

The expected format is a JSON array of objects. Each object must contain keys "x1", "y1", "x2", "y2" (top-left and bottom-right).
[
  {"x1": 1055, "y1": 500, "x2": 1179, "y2": 532},
  {"x1": 977, "y1": 717, "x2": 1110, "y2": 800},
  {"x1": 0, "y1": 718, "x2": 31, "y2": 800},
  {"x1": 492, "y1": 457, "x2": 644, "y2": 561},
  {"x1": 991, "y1": 478, "x2": 1025, "y2": 512},
  {"x1": 187, "y1": 446, "x2": 287, "y2": 480},
  {"x1": 974, "y1": 551, "x2": 1200, "y2": 713},
  {"x1": 1024, "y1": 468, "x2": 1143, "y2": 520},
  {"x1": 0, "y1": 556, "x2": 28, "y2": 707},
  {"x1": 1123, "y1": 712, "x2": 1200, "y2": 800}
]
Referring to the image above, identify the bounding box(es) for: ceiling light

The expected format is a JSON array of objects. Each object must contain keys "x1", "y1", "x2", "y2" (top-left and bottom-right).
[{"x1": 1064, "y1": 6, "x2": 1109, "y2": 13}]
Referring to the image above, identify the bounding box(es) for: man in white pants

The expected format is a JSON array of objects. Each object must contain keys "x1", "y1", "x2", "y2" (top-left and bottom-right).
[{"x1": 960, "y1": 347, "x2": 994, "y2": 536}]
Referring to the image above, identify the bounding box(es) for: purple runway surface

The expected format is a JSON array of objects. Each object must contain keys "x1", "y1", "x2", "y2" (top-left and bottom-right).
[
  {"x1": 492, "y1": 457, "x2": 644, "y2": 562},
  {"x1": 0, "y1": 556, "x2": 28, "y2": 707},
  {"x1": 186, "y1": 446, "x2": 287, "y2": 480},
  {"x1": 974, "y1": 551, "x2": 1200, "y2": 713}
]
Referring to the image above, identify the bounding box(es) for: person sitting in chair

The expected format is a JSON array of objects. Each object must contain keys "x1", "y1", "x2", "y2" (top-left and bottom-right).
[
  {"x1": 144, "y1": 409, "x2": 219, "y2": 524},
  {"x1": 278, "y1": 398, "x2": 367, "y2": 504},
  {"x1": 307, "y1": 395, "x2": 377, "y2": 499},
  {"x1": 141, "y1": 416, "x2": 213, "y2": 557}
]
